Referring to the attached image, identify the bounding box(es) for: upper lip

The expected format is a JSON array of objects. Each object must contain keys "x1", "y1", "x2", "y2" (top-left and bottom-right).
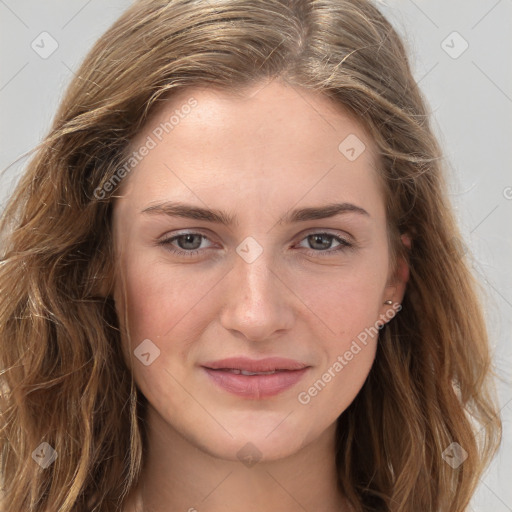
[{"x1": 202, "y1": 357, "x2": 309, "y2": 372}]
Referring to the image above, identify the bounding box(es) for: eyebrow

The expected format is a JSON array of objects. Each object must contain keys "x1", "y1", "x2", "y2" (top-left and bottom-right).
[{"x1": 141, "y1": 201, "x2": 370, "y2": 226}]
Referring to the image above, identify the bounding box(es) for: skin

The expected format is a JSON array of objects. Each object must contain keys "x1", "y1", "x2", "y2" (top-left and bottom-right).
[{"x1": 112, "y1": 79, "x2": 410, "y2": 512}]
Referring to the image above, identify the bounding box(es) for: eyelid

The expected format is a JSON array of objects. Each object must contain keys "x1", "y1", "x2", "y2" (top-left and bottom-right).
[
  {"x1": 156, "y1": 230, "x2": 218, "y2": 259},
  {"x1": 158, "y1": 227, "x2": 353, "y2": 242},
  {"x1": 157, "y1": 229, "x2": 217, "y2": 248},
  {"x1": 293, "y1": 231, "x2": 354, "y2": 254},
  {"x1": 295, "y1": 228, "x2": 353, "y2": 243}
]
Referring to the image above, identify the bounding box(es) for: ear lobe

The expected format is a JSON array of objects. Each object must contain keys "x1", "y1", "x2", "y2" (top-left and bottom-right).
[{"x1": 378, "y1": 233, "x2": 411, "y2": 326}]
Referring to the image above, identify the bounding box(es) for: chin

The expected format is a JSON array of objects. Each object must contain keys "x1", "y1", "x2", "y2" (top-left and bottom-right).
[
  {"x1": 177, "y1": 408, "x2": 322, "y2": 464},
  {"x1": 204, "y1": 432, "x2": 309, "y2": 464}
]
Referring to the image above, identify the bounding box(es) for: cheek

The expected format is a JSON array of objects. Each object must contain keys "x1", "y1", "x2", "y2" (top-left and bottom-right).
[
  {"x1": 289, "y1": 258, "x2": 388, "y2": 340},
  {"x1": 290, "y1": 258, "x2": 386, "y2": 412},
  {"x1": 116, "y1": 254, "x2": 205, "y2": 341},
  {"x1": 297, "y1": 338, "x2": 376, "y2": 425},
  {"x1": 114, "y1": 253, "x2": 226, "y2": 382},
  {"x1": 113, "y1": 256, "x2": 212, "y2": 411},
  {"x1": 294, "y1": 266, "x2": 385, "y2": 414}
]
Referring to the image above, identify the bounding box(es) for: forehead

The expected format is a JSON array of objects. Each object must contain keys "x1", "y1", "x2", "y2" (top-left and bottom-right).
[
  {"x1": 131, "y1": 80, "x2": 378, "y2": 156},
  {"x1": 116, "y1": 80, "x2": 384, "y2": 219}
]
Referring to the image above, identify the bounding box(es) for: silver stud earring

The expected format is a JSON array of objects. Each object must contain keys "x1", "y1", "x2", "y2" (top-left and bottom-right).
[{"x1": 383, "y1": 300, "x2": 393, "y2": 305}]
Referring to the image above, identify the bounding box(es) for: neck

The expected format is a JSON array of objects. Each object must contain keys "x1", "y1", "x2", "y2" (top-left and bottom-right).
[{"x1": 124, "y1": 405, "x2": 352, "y2": 512}]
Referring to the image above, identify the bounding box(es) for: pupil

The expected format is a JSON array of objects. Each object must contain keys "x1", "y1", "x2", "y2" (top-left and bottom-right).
[
  {"x1": 181, "y1": 234, "x2": 200, "y2": 250},
  {"x1": 310, "y1": 234, "x2": 330, "y2": 250}
]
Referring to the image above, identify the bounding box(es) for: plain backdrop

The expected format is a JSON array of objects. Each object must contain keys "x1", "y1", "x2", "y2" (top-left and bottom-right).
[{"x1": 1, "y1": 1, "x2": 511, "y2": 510}]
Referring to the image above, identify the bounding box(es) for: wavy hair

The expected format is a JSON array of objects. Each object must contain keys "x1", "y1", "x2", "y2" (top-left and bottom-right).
[{"x1": 0, "y1": 0, "x2": 502, "y2": 510}]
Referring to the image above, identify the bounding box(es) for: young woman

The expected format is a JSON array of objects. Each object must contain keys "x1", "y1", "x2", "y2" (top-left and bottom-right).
[{"x1": 0, "y1": 0, "x2": 502, "y2": 511}]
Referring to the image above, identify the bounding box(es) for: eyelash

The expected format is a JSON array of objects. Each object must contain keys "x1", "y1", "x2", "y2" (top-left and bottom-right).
[{"x1": 157, "y1": 231, "x2": 354, "y2": 258}]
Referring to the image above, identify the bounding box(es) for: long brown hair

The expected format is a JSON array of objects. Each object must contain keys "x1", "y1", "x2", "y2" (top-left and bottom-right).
[{"x1": 0, "y1": 0, "x2": 502, "y2": 510}]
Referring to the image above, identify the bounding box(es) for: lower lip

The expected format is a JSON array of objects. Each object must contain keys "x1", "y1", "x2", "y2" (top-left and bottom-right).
[{"x1": 202, "y1": 367, "x2": 309, "y2": 399}]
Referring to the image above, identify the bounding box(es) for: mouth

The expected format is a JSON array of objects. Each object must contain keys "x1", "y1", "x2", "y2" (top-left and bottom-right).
[{"x1": 201, "y1": 357, "x2": 310, "y2": 399}]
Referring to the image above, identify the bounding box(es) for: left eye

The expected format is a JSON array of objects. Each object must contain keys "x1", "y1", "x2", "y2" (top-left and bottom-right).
[
  {"x1": 296, "y1": 233, "x2": 352, "y2": 253},
  {"x1": 157, "y1": 231, "x2": 353, "y2": 257}
]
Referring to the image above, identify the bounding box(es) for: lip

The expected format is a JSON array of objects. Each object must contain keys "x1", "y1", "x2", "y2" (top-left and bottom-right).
[{"x1": 201, "y1": 357, "x2": 310, "y2": 399}]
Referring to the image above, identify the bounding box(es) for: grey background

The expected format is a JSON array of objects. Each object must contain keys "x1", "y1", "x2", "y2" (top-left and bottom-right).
[{"x1": 1, "y1": 1, "x2": 510, "y2": 509}]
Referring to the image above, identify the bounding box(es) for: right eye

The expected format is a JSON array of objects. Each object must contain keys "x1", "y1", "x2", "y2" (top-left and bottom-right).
[{"x1": 157, "y1": 232, "x2": 215, "y2": 257}]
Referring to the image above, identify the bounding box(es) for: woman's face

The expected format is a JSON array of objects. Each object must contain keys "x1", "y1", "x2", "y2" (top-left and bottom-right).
[{"x1": 111, "y1": 79, "x2": 408, "y2": 462}]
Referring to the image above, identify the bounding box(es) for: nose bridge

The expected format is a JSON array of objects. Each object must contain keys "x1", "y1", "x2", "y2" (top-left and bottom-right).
[
  {"x1": 237, "y1": 247, "x2": 274, "y2": 300},
  {"x1": 219, "y1": 240, "x2": 293, "y2": 340}
]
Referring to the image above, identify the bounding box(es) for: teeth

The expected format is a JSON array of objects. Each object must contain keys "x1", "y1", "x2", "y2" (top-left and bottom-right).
[
  {"x1": 241, "y1": 369, "x2": 277, "y2": 376},
  {"x1": 223, "y1": 369, "x2": 279, "y2": 375}
]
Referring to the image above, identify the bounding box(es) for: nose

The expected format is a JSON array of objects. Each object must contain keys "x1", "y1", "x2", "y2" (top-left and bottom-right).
[{"x1": 219, "y1": 249, "x2": 295, "y2": 343}]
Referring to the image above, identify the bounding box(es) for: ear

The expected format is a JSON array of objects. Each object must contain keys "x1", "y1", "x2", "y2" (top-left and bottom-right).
[{"x1": 379, "y1": 232, "x2": 411, "y2": 320}]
